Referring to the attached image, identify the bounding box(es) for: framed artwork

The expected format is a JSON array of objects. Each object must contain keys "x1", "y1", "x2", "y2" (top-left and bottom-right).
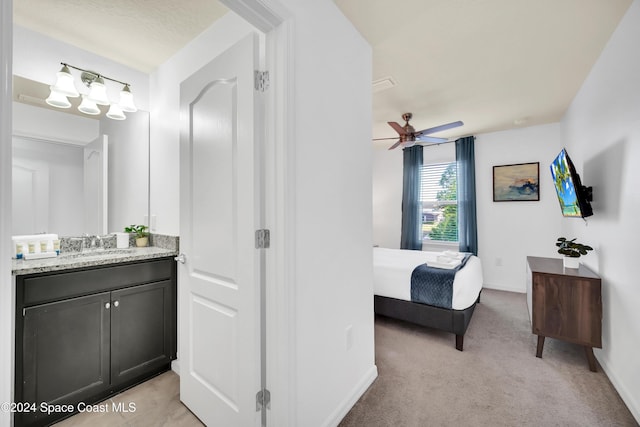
[{"x1": 493, "y1": 162, "x2": 540, "y2": 201}]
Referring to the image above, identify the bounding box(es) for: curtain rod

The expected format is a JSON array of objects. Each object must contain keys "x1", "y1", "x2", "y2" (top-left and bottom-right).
[{"x1": 421, "y1": 135, "x2": 475, "y2": 148}]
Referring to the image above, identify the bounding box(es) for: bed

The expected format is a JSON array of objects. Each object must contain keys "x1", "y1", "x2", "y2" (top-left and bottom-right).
[{"x1": 373, "y1": 247, "x2": 483, "y2": 351}]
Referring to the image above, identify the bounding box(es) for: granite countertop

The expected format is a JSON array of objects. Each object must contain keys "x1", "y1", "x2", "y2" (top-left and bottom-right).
[{"x1": 12, "y1": 246, "x2": 179, "y2": 276}]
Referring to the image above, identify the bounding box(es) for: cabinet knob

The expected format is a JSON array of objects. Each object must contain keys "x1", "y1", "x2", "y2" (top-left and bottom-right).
[
  {"x1": 114, "y1": 300, "x2": 120, "y2": 308},
  {"x1": 175, "y1": 253, "x2": 186, "y2": 264},
  {"x1": 105, "y1": 302, "x2": 110, "y2": 309}
]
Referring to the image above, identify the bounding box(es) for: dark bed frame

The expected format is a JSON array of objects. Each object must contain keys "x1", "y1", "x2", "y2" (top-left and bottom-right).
[{"x1": 374, "y1": 292, "x2": 481, "y2": 351}]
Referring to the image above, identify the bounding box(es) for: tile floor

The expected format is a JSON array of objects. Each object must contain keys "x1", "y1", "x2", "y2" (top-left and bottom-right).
[{"x1": 53, "y1": 371, "x2": 203, "y2": 426}]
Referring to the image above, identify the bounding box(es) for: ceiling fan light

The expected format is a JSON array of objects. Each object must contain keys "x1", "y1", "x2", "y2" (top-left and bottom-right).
[
  {"x1": 403, "y1": 140, "x2": 416, "y2": 148},
  {"x1": 45, "y1": 89, "x2": 72, "y2": 109},
  {"x1": 118, "y1": 85, "x2": 137, "y2": 112},
  {"x1": 78, "y1": 95, "x2": 101, "y2": 115},
  {"x1": 106, "y1": 103, "x2": 126, "y2": 120},
  {"x1": 51, "y1": 65, "x2": 79, "y2": 98},
  {"x1": 87, "y1": 76, "x2": 110, "y2": 105}
]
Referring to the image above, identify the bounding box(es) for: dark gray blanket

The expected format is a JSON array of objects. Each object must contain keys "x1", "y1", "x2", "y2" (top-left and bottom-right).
[{"x1": 410, "y1": 254, "x2": 472, "y2": 309}]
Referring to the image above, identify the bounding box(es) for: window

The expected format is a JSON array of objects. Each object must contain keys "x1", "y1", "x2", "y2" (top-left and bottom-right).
[{"x1": 420, "y1": 162, "x2": 458, "y2": 243}]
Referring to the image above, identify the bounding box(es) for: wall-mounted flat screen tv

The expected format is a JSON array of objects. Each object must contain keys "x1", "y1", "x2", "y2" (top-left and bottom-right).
[{"x1": 550, "y1": 148, "x2": 593, "y2": 218}]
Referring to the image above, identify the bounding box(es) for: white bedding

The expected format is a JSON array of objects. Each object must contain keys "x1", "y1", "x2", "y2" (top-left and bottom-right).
[{"x1": 373, "y1": 247, "x2": 483, "y2": 310}]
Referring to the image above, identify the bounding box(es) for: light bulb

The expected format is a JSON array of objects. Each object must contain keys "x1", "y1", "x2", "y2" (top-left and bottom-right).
[
  {"x1": 78, "y1": 95, "x2": 101, "y2": 115},
  {"x1": 119, "y1": 85, "x2": 137, "y2": 112},
  {"x1": 50, "y1": 64, "x2": 79, "y2": 98},
  {"x1": 106, "y1": 103, "x2": 126, "y2": 120},
  {"x1": 45, "y1": 90, "x2": 71, "y2": 108},
  {"x1": 87, "y1": 76, "x2": 110, "y2": 105}
]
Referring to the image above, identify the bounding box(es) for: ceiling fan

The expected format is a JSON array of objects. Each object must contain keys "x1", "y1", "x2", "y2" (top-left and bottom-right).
[{"x1": 374, "y1": 113, "x2": 463, "y2": 150}]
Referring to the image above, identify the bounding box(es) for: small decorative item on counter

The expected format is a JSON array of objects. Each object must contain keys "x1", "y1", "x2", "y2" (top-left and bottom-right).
[
  {"x1": 16, "y1": 243, "x2": 23, "y2": 259},
  {"x1": 124, "y1": 224, "x2": 149, "y2": 247},
  {"x1": 11, "y1": 233, "x2": 60, "y2": 260},
  {"x1": 114, "y1": 232, "x2": 129, "y2": 249},
  {"x1": 53, "y1": 239, "x2": 60, "y2": 255}
]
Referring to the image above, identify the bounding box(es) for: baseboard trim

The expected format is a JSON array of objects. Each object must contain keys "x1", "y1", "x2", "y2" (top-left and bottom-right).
[
  {"x1": 171, "y1": 359, "x2": 181, "y2": 376},
  {"x1": 482, "y1": 283, "x2": 526, "y2": 293},
  {"x1": 595, "y1": 352, "x2": 640, "y2": 424},
  {"x1": 322, "y1": 364, "x2": 378, "y2": 427}
]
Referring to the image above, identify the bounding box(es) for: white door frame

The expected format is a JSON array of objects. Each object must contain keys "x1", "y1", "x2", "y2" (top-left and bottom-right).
[
  {"x1": 0, "y1": 1, "x2": 13, "y2": 427},
  {"x1": 219, "y1": 1, "x2": 296, "y2": 425}
]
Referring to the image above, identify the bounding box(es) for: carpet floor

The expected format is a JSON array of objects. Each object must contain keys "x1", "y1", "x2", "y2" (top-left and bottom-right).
[{"x1": 340, "y1": 289, "x2": 638, "y2": 427}]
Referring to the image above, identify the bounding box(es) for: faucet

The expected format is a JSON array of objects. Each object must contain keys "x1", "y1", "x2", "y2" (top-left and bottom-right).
[{"x1": 84, "y1": 234, "x2": 104, "y2": 251}]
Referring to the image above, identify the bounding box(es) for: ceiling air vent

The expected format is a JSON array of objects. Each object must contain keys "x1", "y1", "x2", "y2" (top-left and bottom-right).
[{"x1": 372, "y1": 76, "x2": 396, "y2": 93}]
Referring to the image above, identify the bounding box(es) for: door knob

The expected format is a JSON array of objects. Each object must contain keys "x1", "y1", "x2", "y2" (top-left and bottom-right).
[
  {"x1": 175, "y1": 253, "x2": 186, "y2": 264},
  {"x1": 114, "y1": 301, "x2": 120, "y2": 308}
]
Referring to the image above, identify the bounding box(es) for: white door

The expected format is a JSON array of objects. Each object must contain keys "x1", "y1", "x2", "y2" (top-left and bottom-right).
[
  {"x1": 12, "y1": 159, "x2": 49, "y2": 235},
  {"x1": 83, "y1": 135, "x2": 108, "y2": 235},
  {"x1": 179, "y1": 33, "x2": 261, "y2": 427}
]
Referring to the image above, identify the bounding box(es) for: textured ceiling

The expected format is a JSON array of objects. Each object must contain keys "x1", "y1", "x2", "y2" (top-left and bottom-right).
[
  {"x1": 335, "y1": 0, "x2": 633, "y2": 144},
  {"x1": 14, "y1": 0, "x2": 229, "y2": 73},
  {"x1": 14, "y1": 0, "x2": 633, "y2": 143}
]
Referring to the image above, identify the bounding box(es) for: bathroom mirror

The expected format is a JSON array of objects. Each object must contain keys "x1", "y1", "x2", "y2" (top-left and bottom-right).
[{"x1": 11, "y1": 76, "x2": 150, "y2": 237}]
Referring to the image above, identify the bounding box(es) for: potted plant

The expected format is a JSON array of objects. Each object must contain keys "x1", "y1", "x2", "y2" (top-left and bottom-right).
[
  {"x1": 125, "y1": 224, "x2": 149, "y2": 247},
  {"x1": 556, "y1": 237, "x2": 593, "y2": 269}
]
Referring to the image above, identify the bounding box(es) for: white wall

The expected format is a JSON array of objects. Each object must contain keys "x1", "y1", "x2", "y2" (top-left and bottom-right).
[
  {"x1": 0, "y1": 2, "x2": 13, "y2": 426},
  {"x1": 560, "y1": 0, "x2": 640, "y2": 421},
  {"x1": 475, "y1": 123, "x2": 563, "y2": 292},
  {"x1": 286, "y1": 2, "x2": 376, "y2": 425},
  {"x1": 372, "y1": 142, "x2": 403, "y2": 248}
]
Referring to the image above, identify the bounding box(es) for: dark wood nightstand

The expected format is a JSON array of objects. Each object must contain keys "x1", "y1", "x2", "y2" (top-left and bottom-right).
[{"x1": 526, "y1": 256, "x2": 602, "y2": 372}]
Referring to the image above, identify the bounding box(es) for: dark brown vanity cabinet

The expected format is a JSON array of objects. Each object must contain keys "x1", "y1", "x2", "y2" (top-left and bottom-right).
[{"x1": 15, "y1": 258, "x2": 177, "y2": 427}]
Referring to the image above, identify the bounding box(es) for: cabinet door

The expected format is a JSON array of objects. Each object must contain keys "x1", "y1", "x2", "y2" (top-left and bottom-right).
[
  {"x1": 22, "y1": 292, "x2": 111, "y2": 424},
  {"x1": 110, "y1": 280, "x2": 173, "y2": 386},
  {"x1": 532, "y1": 275, "x2": 602, "y2": 347}
]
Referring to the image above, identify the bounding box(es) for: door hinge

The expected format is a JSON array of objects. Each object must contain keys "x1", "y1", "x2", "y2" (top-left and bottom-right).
[
  {"x1": 255, "y1": 229, "x2": 270, "y2": 249},
  {"x1": 256, "y1": 388, "x2": 271, "y2": 411},
  {"x1": 254, "y1": 70, "x2": 270, "y2": 92}
]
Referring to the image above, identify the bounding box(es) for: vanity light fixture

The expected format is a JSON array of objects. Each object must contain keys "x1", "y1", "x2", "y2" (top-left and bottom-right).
[{"x1": 46, "y1": 62, "x2": 137, "y2": 120}]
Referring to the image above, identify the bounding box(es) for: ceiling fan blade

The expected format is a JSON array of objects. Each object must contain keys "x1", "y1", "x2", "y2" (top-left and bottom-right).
[
  {"x1": 415, "y1": 120, "x2": 464, "y2": 136},
  {"x1": 415, "y1": 135, "x2": 448, "y2": 143},
  {"x1": 373, "y1": 137, "x2": 402, "y2": 141},
  {"x1": 388, "y1": 140, "x2": 402, "y2": 150},
  {"x1": 387, "y1": 121, "x2": 406, "y2": 135}
]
